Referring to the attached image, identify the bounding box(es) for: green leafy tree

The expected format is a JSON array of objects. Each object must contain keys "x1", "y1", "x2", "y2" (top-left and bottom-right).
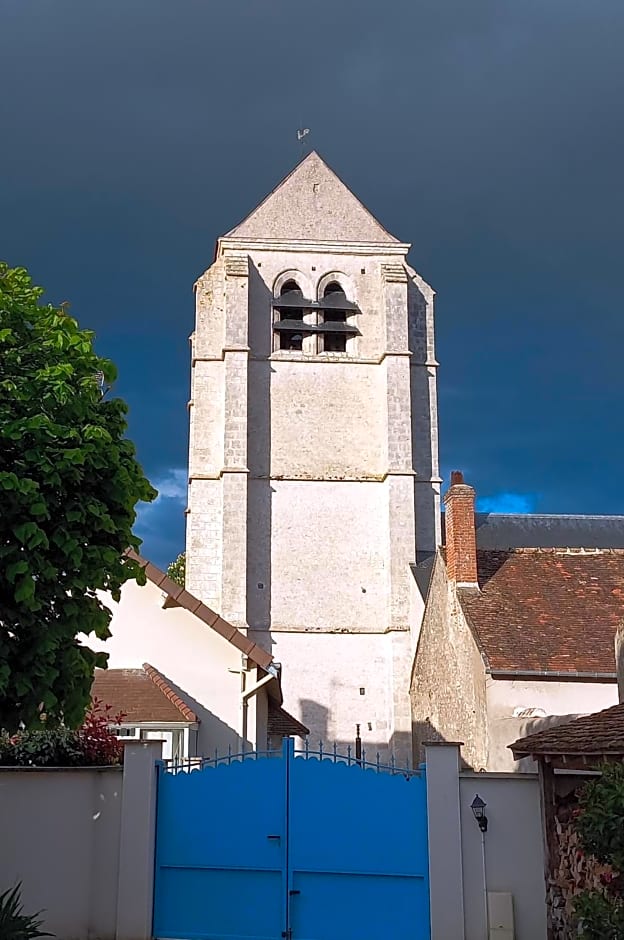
[
  {"x1": 166, "y1": 551, "x2": 186, "y2": 587},
  {"x1": 0, "y1": 262, "x2": 156, "y2": 732}
]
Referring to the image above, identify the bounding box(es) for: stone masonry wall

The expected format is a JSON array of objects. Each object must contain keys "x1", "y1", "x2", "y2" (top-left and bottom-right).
[
  {"x1": 547, "y1": 781, "x2": 619, "y2": 939},
  {"x1": 411, "y1": 553, "x2": 488, "y2": 769}
]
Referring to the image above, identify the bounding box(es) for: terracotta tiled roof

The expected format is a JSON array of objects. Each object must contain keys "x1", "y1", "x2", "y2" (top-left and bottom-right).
[
  {"x1": 91, "y1": 664, "x2": 198, "y2": 724},
  {"x1": 458, "y1": 549, "x2": 624, "y2": 675},
  {"x1": 125, "y1": 549, "x2": 273, "y2": 672},
  {"x1": 267, "y1": 701, "x2": 309, "y2": 738},
  {"x1": 510, "y1": 703, "x2": 624, "y2": 758}
]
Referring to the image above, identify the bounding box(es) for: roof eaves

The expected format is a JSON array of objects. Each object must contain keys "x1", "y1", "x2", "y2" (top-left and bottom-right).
[
  {"x1": 489, "y1": 669, "x2": 617, "y2": 681},
  {"x1": 511, "y1": 746, "x2": 624, "y2": 758}
]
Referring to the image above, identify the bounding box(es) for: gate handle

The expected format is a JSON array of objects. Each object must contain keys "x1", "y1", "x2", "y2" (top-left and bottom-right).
[
  {"x1": 289, "y1": 890, "x2": 301, "y2": 896},
  {"x1": 267, "y1": 834, "x2": 281, "y2": 840}
]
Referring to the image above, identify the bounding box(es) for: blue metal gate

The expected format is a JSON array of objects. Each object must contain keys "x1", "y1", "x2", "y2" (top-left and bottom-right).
[{"x1": 153, "y1": 740, "x2": 430, "y2": 940}]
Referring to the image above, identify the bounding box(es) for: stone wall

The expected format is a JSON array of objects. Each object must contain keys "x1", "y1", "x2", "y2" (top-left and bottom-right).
[
  {"x1": 255, "y1": 628, "x2": 413, "y2": 766},
  {"x1": 411, "y1": 554, "x2": 489, "y2": 770},
  {"x1": 546, "y1": 778, "x2": 618, "y2": 939},
  {"x1": 0, "y1": 741, "x2": 161, "y2": 940}
]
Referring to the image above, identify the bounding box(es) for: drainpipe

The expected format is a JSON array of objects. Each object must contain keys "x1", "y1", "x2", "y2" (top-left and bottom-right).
[{"x1": 241, "y1": 669, "x2": 276, "y2": 749}]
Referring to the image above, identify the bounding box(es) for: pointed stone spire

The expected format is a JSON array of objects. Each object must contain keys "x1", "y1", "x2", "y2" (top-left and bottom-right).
[{"x1": 225, "y1": 151, "x2": 401, "y2": 245}]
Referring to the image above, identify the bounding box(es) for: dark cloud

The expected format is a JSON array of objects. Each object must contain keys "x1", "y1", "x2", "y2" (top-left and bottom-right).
[{"x1": 2, "y1": 0, "x2": 623, "y2": 564}]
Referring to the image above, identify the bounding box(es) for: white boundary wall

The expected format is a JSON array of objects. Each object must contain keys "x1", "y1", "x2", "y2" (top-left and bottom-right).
[
  {"x1": 1, "y1": 740, "x2": 547, "y2": 940},
  {"x1": 426, "y1": 743, "x2": 547, "y2": 940},
  {"x1": 0, "y1": 740, "x2": 161, "y2": 940}
]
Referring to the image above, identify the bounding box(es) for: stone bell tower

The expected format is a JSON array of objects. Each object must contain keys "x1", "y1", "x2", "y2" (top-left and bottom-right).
[{"x1": 186, "y1": 152, "x2": 440, "y2": 762}]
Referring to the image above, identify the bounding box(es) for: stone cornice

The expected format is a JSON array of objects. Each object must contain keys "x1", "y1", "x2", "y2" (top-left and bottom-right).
[
  {"x1": 191, "y1": 351, "x2": 435, "y2": 366},
  {"x1": 188, "y1": 471, "x2": 424, "y2": 483},
  {"x1": 218, "y1": 237, "x2": 411, "y2": 257}
]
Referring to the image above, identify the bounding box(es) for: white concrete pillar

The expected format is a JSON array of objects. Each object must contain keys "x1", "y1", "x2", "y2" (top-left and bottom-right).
[
  {"x1": 616, "y1": 623, "x2": 624, "y2": 703},
  {"x1": 425, "y1": 742, "x2": 465, "y2": 940},
  {"x1": 116, "y1": 740, "x2": 163, "y2": 940}
]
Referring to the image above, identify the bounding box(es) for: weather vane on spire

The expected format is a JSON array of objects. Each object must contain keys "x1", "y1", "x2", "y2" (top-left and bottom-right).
[{"x1": 297, "y1": 127, "x2": 310, "y2": 146}]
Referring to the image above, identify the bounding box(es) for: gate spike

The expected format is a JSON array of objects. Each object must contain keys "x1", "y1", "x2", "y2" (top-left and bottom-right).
[
  {"x1": 347, "y1": 744, "x2": 352, "y2": 766},
  {"x1": 319, "y1": 740, "x2": 323, "y2": 760},
  {"x1": 362, "y1": 747, "x2": 367, "y2": 765},
  {"x1": 391, "y1": 752, "x2": 396, "y2": 774},
  {"x1": 376, "y1": 752, "x2": 380, "y2": 772},
  {"x1": 304, "y1": 738, "x2": 309, "y2": 759},
  {"x1": 214, "y1": 747, "x2": 218, "y2": 767},
  {"x1": 333, "y1": 742, "x2": 337, "y2": 763},
  {"x1": 228, "y1": 744, "x2": 232, "y2": 765}
]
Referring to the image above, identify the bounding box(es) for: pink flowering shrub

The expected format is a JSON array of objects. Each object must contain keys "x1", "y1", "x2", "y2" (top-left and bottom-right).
[{"x1": 0, "y1": 698, "x2": 126, "y2": 767}]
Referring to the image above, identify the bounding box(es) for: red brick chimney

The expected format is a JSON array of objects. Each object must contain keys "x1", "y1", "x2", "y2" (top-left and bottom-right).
[{"x1": 444, "y1": 471, "x2": 478, "y2": 587}]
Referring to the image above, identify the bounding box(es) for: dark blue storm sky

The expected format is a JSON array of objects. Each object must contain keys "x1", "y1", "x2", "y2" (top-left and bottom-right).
[{"x1": 2, "y1": 0, "x2": 623, "y2": 567}]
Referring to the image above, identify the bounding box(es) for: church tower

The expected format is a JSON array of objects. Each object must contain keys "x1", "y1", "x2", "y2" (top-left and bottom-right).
[{"x1": 186, "y1": 152, "x2": 440, "y2": 762}]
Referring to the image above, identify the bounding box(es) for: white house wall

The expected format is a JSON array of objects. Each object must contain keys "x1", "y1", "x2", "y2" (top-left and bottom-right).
[
  {"x1": 88, "y1": 578, "x2": 253, "y2": 756},
  {"x1": 487, "y1": 676, "x2": 619, "y2": 772}
]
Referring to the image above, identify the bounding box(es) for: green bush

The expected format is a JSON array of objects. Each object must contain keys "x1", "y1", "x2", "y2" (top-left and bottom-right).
[
  {"x1": 0, "y1": 883, "x2": 53, "y2": 939},
  {"x1": 576, "y1": 763, "x2": 624, "y2": 872},
  {"x1": 573, "y1": 890, "x2": 624, "y2": 940},
  {"x1": 573, "y1": 763, "x2": 624, "y2": 938},
  {"x1": 0, "y1": 728, "x2": 84, "y2": 767}
]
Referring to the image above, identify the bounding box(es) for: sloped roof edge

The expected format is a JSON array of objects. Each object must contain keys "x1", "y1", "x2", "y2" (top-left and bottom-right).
[
  {"x1": 268, "y1": 701, "x2": 310, "y2": 738},
  {"x1": 125, "y1": 550, "x2": 273, "y2": 672},
  {"x1": 142, "y1": 662, "x2": 198, "y2": 722}
]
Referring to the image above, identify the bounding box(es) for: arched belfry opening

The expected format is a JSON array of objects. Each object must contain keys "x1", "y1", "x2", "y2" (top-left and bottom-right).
[
  {"x1": 318, "y1": 281, "x2": 358, "y2": 353},
  {"x1": 273, "y1": 279, "x2": 306, "y2": 351}
]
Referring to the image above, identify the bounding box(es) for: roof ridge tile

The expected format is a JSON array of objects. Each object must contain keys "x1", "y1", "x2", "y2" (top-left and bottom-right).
[{"x1": 142, "y1": 662, "x2": 198, "y2": 722}]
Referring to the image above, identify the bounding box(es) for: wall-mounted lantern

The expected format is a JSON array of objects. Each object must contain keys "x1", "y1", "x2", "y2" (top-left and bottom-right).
[
  {"x1": 471, "y1": 794, "x2": 488, "y2": 833},
  {"x1": 471, "y1": 794, "x2": 490, "y2": 934}
]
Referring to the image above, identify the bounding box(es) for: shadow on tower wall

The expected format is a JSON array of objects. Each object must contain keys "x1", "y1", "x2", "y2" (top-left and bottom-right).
[
  {"x1": 298, "y1": 698, "x2": 417, "y2": 769},
  {"x1": 246, "y1": 262, "x2": 275, "y2": 656},
  {"x1": 407, "y1": 277, "x2": 439, "y2": 563}
]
